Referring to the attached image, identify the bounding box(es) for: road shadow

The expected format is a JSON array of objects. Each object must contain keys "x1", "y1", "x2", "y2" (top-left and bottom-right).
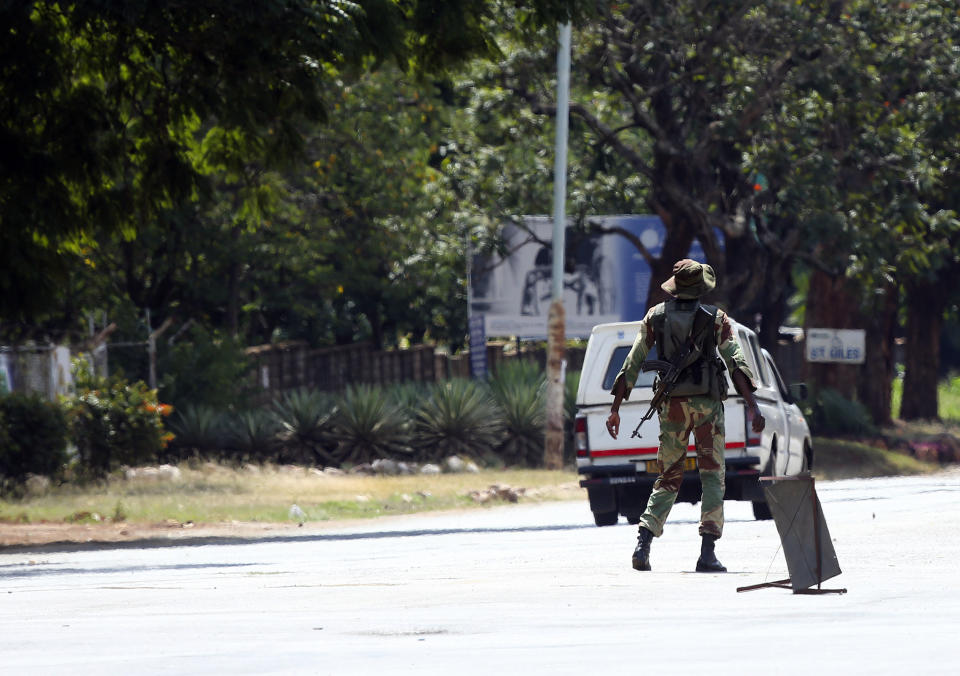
[
  {"x1": 0, "y1": 561, "x2": 261, "y2": 579},
  {"x1": 0, "y1": 522, "x2": 595, "y2": 556}
]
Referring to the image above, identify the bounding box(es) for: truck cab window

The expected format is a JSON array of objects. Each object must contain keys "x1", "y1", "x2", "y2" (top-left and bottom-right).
[
  {"x1": 766, "y1": 355, "x2": 792, "y2": 402},
  {"x1": 748, "y1": 335, "x2": 771, "y2": 388},
  {"x1": 602, "y1": 345, "x2": 659, "y2": 391}
]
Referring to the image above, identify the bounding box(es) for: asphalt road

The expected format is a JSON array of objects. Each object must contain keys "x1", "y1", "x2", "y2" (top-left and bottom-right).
[{"x1": 1, "y1": 470, "x2": 958, "y2": 676}]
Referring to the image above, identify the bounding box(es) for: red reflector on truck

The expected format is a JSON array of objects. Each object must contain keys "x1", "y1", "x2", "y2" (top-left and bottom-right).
[
  {"x1": 590, "y1": 441, "x2": 746, "y2": 458},
  {"x1": 591, "y1": 447, "x2": 659, "y2": 457},
  {"x1": 592, "y1": 438, "x2": 759, "y2": 458},
  {"x1": 574, "y1": 416, "x2": 589, "y2": 457},
  {"x1": 746, "y1": 409, "x2": 762, "y2": 446}
]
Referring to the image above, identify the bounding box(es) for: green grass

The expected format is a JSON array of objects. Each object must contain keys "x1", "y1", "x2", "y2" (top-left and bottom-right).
[
  {"x1": 891, "y1": 372, "x2": 960, "y2": 421},
  {"x1": 941, "y1": 373, "x2": 960, "y2": 420},
  {"x1": 0, "y1": 465, "x2": 581, "y2": 526}
]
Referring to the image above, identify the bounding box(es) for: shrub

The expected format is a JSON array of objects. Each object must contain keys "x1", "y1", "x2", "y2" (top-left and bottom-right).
[
  {"x1": 564, "y1": 370, "x2": 582, "y2": 463},
  {"x1": 166, "y1": 404, "x2": 228, "y2": 458},
  {"x1": 0, "y1": 392, "x2": 70, "y2": 484},
  {"x1": 413, "y1": 379, "x2": 504, "y2": 462},
  {"x1": 158, "y1": 325, "x2": 252, "y2": 411},
  {"x1": 226, "y1": 409, "x2": 281, "y2": 461},
  {"x1": 330, "y1": 384, "x2": 412, "y2": 464},
  {"x1": 387, "y1": 381, "x2": 430, "y2": 419},
  {"x1": 65, "y1": 365, "x2": 173, "y2": 476},
  {"x1": 805, "y1": 387, "x2": 876, "y2": 436},
  {"x1": 273, "y1": 389, "x2": 338, "y2": 465},
  {"x1": 488, "y1": 361, "x2": 546, "y2": 467},
  {"x1": 564, "y1": 370, "x2": 581, "y2": 422}
]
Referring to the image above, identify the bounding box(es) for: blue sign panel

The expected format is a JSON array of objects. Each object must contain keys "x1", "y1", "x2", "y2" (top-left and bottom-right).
[{"x1": 468, "y1": 314, "x2": 487, "y2": 378}]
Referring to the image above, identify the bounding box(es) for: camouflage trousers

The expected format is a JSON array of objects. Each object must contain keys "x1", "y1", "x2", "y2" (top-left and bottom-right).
[{"x1": 638, "y1": 395, "x2": 725, "y2": 539}]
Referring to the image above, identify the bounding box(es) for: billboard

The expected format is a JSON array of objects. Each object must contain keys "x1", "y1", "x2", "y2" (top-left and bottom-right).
[{"x1": 469, "y1": 215, "x2": 717, "y2": 339}]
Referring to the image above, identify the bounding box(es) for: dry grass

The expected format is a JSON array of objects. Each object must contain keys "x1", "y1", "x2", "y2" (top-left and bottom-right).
[
  {"x1": 3, "y1": 421, "x2": 953, "y2": 531},
  {"x1": 812, "y1": 436, "x2": 941, "y2": 481},
  {"x1": 0, "y1": 463, "x2": 583, "y2": 527}
]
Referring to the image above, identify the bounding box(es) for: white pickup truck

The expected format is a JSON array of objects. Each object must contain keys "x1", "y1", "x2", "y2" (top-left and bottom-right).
[{"x1": 574, "y1": 320, "x2": 813, "y2": 526}]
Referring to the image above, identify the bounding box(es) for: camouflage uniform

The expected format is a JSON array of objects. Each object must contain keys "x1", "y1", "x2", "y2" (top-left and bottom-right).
[{"x1": 612, "y1": 302, "x2": 755, "y2": 539}]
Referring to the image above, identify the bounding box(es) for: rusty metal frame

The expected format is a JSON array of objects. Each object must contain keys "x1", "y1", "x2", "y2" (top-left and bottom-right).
[{"x1": 737, "y1": 474, "x2": 847, "y2": 595}]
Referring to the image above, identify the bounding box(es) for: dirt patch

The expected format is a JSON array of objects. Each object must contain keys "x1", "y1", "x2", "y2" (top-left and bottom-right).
[
  {"x1": 3, "y1": 465, "x2": 952, "y2": 551},
  {"x1": 0, "y1": 519, "x2": 313, "y2": 549},
  {"x1": 0, "y1": 497, "x2": 576, "y2": 551}
]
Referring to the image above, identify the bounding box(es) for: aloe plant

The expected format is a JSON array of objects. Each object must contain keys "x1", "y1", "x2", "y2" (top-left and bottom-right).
[
  {"x1": 227, "y1": 409, "x2": 281, "y2": 461},
  {"x1": 273, "y1": 389, "x2": 338, "y2": 465},
  {"x1": 330, "y1": 384, "x2": 412, "y2": 464},
  {"x1": 167, "y1": 404, "x2": 227, "y2": 456},
  {"x1": 564, "y1": 370, "x2": 582, "y2": 464},
  {"x1": 413, "y1": 379, "x2": 504, "y2": 462},
  {"x1": 387, "y1": 381, "x2": 430, "y2": 420},
  {"x1": 488, "y1": 361, "x2": 546, "y2": 467}
]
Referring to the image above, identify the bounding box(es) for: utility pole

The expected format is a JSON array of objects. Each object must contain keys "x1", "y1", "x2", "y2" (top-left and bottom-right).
[{"x1": 544, "y1": 22, "x2": 571, "y2": 470}]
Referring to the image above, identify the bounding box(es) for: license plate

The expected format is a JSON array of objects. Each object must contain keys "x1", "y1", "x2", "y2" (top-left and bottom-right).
[{"x1": 645, "y1": 457, "x2": 697, "y2": 473}]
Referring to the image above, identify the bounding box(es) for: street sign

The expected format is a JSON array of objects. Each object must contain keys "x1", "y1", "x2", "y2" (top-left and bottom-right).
[{"x1": 806, "y1": 328, "x2": 865, "y2": 364}]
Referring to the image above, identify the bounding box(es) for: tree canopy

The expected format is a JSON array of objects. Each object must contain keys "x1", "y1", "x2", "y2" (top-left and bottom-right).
[
  {"x1": 3, "y1": 0, "x2": 959, "y2": 419},
  {"x1": 1, "y1": 0, "x2": 587, "y2": 323}
]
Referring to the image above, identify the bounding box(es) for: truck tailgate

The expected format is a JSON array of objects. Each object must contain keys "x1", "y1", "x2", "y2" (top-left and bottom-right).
[{"x1": 578, "y1": 397, "x2": 750, "y2": 471}]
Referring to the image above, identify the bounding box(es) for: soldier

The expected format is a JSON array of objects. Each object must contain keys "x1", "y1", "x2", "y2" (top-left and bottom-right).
[{"x1": 605, "y1": 259, "x2": 765, "y2": 572}]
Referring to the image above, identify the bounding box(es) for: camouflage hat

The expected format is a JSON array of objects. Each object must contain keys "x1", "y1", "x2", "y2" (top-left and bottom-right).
[{"x1": 661, "y1": 259, "x2": 716, "y2": 299}]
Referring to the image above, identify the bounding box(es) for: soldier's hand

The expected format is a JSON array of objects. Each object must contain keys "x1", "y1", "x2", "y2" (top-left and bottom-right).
[
  {"x1": 752, "y1": 408, "x2": 766, "y2": 434},
  {"x1": 606, "y1": 411, "x2": 620, "y2": 439}
]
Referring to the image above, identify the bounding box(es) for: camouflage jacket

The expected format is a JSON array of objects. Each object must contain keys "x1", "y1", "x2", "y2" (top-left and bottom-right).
[{"x1": 612, "y1": 302, "x2": 756, "y2": 401}]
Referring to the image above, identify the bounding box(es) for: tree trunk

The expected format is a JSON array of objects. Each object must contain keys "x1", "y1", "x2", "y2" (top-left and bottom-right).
[
  {"x1": 227, "y1": 224, "x2": 241, "y2": 337},
  {"x1": 544, "y1": 300, "x2": 566, "y2": 469},
  {"x1": 644, "y1": 181, "x2": 787, "y2": 328},
  {"x1": 643, "y1": 196, "x2": 695, "y2": 310},
  {"x1": 901, "y1": 279, "x2": 946, "y2": 420},
  {"x1": 368, "y1": 301, "x2": 385, "y2": 351},
  {"x1": 802, "y1": 269, "x2": 860, "y2": 401},
  {"x1": 857, "y1": 282, "x2": 898, "y2": 426},
  {"x1": 757, "y1": 277, "x2": 788, "y2": 351}
]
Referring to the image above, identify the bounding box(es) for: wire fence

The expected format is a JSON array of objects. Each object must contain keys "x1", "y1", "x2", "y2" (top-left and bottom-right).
[{"x1": 0, "y1": 338, "x2": 589, "y2": 404}]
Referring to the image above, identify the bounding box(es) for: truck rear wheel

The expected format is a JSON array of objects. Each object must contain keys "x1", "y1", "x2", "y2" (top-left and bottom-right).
[
  {"x1": 593, "y1": 511, "x2": 619, "y2": 527},
  {"x1": 752, "y1": 438, "x2": 776, "y2": 520},
  {"x1": 752, "y1": 501, "x2": 773, "y2": 520}
]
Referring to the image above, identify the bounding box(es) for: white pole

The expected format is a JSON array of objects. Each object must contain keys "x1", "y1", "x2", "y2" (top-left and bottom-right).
[
  {"x1": 545, "y1": 22, "x2": 571, "y2": 470},
  {"x1": 551, "y1": 23, "x2": 571, "y2": 300}
]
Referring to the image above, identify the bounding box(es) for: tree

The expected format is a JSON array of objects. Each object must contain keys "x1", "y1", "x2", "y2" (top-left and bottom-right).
[
  {"x1": 2, "y1": 1, "x2": 355, "y2": 322},
  {"x1": 547, "y1": 1, "x2": 856, "y2": 318},
  {"x1": 449, "y1": 1, "x2": 960, "y2": 427},
  {"x1": 1, "y1": 0, "x2": 589, "y2": 331},
  {"x1": 451, "y1": 2, "x2": 855, "y2": 330},
  {"x1": 479, "y1": 2, "x2": 949, "y2": 334},
  {"x1": 264, "y1": 66, "x2": 464, "y2": 349},
  {"x1": 892, "y1": 2, "x2": 960, "y2": 420}
]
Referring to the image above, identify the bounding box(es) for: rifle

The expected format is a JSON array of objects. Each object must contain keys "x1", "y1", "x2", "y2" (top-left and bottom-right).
[{"x1": 630, "y1": 308, "x2": 713, "y2": 439}]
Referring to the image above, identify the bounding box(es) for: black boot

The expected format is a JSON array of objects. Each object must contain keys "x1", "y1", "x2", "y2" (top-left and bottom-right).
[
  {"x1": 632, "y1": 527, "x2": 654, "y2": 571},
  {"x1": 696, "y1": 534, "x2": 727, "y2": 572}
]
